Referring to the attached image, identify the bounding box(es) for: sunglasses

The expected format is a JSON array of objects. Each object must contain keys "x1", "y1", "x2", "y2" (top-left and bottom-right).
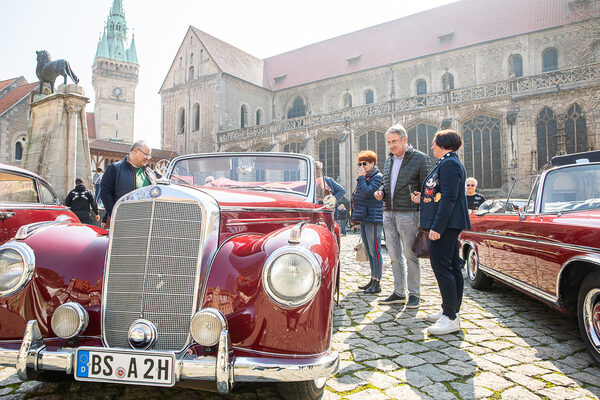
[
  {"x1": 357, "y1": 162, "x2": 369, "y2": 166},
  {"x1": 466, "y1": 184, "x2": 476, "y2": 187}
]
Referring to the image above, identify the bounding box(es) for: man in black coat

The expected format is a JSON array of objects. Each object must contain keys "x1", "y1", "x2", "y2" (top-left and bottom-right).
[{"x1": 65, "y1": 178, "x2": 100, "y2": 224}]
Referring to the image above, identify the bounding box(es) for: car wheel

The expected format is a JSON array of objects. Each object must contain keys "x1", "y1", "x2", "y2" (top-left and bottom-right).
[
  {"x1": 277, "y1": 378, "x2": 326, "y2": 400},
  {"x1": 465, "y1": 247, "x2": 493, "y2": 290},
  {"x1": 577, "y1": 270, "x2": 600, "y2": 365}
]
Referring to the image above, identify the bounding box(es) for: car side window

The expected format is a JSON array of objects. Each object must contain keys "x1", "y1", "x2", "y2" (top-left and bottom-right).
[
  {"x1": 506, "y1": 177, "x2": 536, "y2": 214},
  {"x1": 525, "y1": 178, "x2": 540, "y2": 214},
  {"x1": 39, "y1": 182, "x2": 58, "y2": 205},
  {"x1": 0, "y1": 171, "x2": 38, "y2": 203}
]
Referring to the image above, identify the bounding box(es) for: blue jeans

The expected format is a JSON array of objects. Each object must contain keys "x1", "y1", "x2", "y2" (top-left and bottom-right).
[
  {"x1": 360, "y1": 222, "x2": 383, "y2": 280},
  {"x1": 337, "y1": 219, "x2": 347, "y2": 235}
]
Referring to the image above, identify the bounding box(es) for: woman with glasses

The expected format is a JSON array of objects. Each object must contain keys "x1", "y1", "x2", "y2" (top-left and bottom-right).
[
  {"x1": 466, "y1": 177, "x2": 486, "y2": 210},
  {"x1": 351, "y1": 150, "x2": 384, "y2": 294}
]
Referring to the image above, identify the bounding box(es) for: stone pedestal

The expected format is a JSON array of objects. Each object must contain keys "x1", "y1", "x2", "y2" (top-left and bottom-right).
[{"x1": 23, "y1": 84, "x2": 91, "y2": 200}]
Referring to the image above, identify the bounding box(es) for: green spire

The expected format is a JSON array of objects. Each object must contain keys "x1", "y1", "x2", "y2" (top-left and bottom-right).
[
  {"x1": 94, "y1": 0, "x2": 137, "y2": 64},
  {"x1": 127, "y1": 34, "x2": 138, "y2": 64},
  {"x1": 95, "y1": 28, "x2": 109, "y2": 60}
]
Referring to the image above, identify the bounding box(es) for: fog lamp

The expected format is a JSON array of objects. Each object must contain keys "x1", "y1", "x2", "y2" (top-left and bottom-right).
[
  {"x1": 190, "y1": 308, "x2": 227, "y2": 346},
  {"x1": 51, "y1": 302, "x2": 89, "y2": 339},
  {"x1": 0, "y1": 242, "x2": 35, "y2": 297}
]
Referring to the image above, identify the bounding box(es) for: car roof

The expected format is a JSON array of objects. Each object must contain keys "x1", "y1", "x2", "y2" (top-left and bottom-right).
[{"x1": 0, "y1": 163, "x2": 48, "y2": 182}]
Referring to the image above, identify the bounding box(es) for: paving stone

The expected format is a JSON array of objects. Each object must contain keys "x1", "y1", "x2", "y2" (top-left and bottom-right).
[
  {"x1": 500, "y1": 385, "x2": 544, "y2": 399},
  {"x1": 15, "y1": 381, "x2": 43, "y2": 393},
  {"x1": 353, "y1": 371, "x2": 400, "y2": 389},
  {"x1": 537, "y1": 386, "x2": 588, "y2": 400},
  {"x1": 326, "y1": 374, "x2": 364, "y2": 392},
  {"x1": 508, "y1": 364, "x2": 552, "y2": 376},
  {"x1": 363, "y1": 358, "x2": 400, "y2": 372},
  {"x1": 450, "y1": 382, "x2": 494, "y2": 399},
  {"x1": 540, "y1": 372, "x2": 579, "y2": 387},
  {"x1": 345, "y1": 388, "x2": 389, "y2": 400},
  {"x1": 336, "y1": 360, "x2": 365, "y2": 375},
  {"x1": 0, "y1": 375, "x2": 21, "y2": 387},
  {"x1": 387, "y1": 341, "x2": 428, "y2": 354},
  {"x1": 480, "y1": 352, "x2": 520, "y2": 367},
  {"x1": 478, "y1": 340, "x2": 514, "y2": 351},
  {"x1": 437, "y1": 360, "x2": 476, "y2": 378},
  {"x1": 473, "y1": 371, "x2": 514, "y2": 391},
  {"x1": 504, "y1": 371, "x2": 547, "y2": 391},
  {"x1": 570, "y1": 371, "x2": 600, "y2": 386},
  {"x1": 393, "y1": 354, "x2": 427, "y2": 368},
  {"x1": 408, "y1": 364, "x2": 456, "y2": 382},
  {"x1": 384, "y1": 385, "x2": 433, "y2": 400},
  {"x1": 418, "y1": 350, "x2": 450, "y2": 364},
  {"x1": 0, "y1": 389, "x2": 12, "y2": 396}
]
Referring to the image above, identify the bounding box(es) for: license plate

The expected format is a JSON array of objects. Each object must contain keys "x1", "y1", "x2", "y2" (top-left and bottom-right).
[{"x1": 75, "y1": 348, "x2": 176, "y2": 386}]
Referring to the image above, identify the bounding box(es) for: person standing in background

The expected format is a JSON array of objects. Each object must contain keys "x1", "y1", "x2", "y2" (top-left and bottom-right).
[{"x1": 65, "y1": 178, "x2": 100, "y2": 225}]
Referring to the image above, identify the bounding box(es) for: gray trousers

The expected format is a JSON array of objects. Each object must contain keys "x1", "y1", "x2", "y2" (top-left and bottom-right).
[{"x1": 383, "y1": 210, "x2": 421, "y2": 297}]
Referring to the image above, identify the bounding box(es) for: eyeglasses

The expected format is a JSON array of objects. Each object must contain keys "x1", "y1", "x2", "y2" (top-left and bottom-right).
[
  {"x1": 466, "y1": 184, "x2": 476, "y2": 187},
  {"x1": 137, "y1": 148, "x2": 151, "y2": 158},
  {"x1": 357, "y1": 162, "x2": 368, "y2": 166}
]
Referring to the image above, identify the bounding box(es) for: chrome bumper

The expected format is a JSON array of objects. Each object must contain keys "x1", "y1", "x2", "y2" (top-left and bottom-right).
[{"x1": 0, "y1": 321, "x2": 339, "y2": 394}]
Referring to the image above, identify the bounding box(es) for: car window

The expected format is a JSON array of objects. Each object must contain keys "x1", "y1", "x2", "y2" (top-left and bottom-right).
[
  {"x1": 525, "y1": 178, "x2": 540, "y2": 214},
  {"x1": 541, "y1": 164, "x2": 600, "y2": 213},
  {"x1": 506, "y1": 176, "x2": 536, "y2": 214},
  {"x1": 0, "y1": 171, "x2": 39, "y2": 203},
  {"x1": 39, "y1": 182, "x2": 58, "y2": 205}
]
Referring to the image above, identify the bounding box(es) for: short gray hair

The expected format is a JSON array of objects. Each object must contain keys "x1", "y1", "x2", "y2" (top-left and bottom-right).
[
  {"x1": 386, "y1": 124, "x2": 407, "y2": 138},
  {"x1": 130, "y1": 140, "x2": 150, "y2": 152}
]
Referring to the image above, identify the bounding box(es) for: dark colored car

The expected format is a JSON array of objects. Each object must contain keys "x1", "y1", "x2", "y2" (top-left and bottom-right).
[
  {"x1": 0, "y1": 163, "x2": 78, "y2": 244},
  {"x1": 0, "y1": 153, "x2": 339, "y2": 399},
  {"x1": 460, "y1": 159, "x2": 600, "y2": 364}
]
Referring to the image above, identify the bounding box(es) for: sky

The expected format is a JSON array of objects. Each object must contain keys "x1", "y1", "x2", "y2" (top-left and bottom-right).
[{"x1": 1, "y1": 0, "x2": 457, "y2": 149}]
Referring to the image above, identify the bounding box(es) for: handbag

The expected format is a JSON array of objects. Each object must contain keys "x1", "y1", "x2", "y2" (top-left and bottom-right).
[
  {"x1": 411, "y1": 228, "x2": 430, "y2": 259},
  {"x1": 354, "y1": 240, "x2": 368, "y2": 262}
]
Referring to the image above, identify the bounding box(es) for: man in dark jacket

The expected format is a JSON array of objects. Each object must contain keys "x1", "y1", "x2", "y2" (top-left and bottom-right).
[
  {"x1": 65, "y1": 178, "x2": 100, "y2": 224},
  {"x1": 100, "y1": 140, "x2": 155, "y2": 228},
  {"x1": 374, "y1": 124, "x2": 432, "y2": 308}
]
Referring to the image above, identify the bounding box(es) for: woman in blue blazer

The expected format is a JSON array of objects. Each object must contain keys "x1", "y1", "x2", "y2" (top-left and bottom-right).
[
  {"x1": 351, "y1": 150, "x2": 384, "y2": 294},
  {"x1": 411, "y1": 130, "x2": 470, "y2": 335}
]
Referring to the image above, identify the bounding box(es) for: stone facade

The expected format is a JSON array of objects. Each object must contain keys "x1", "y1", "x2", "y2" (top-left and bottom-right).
[
  {"x1": 160, "y1": 0, "x2": 600, "y2": 193},
  {"x1": 0, "y1": 78, "x2": 37, "y2": 166}
]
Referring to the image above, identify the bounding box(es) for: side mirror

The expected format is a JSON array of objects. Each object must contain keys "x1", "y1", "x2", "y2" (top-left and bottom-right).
[{"x1": 320, "y1": 195, "x2": 337, "y2": 210}]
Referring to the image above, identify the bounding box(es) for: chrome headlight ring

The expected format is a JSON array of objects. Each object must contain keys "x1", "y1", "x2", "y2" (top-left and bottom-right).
[
  {"x1": 0, "y1": 242, "x2": 35, "y2": 297},
  {"x1": 190, "y1": 308, "x2": 228, "y2": 347},
  {"x1": 262, "y1": 246, "x2": 322, "y2": 308}
]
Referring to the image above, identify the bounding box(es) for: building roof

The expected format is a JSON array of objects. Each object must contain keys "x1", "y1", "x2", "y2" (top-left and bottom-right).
[
  {"x1": 0, "y1": 78, "x2": 18, "y2": 92},
  {"x1": 89, "y1": 139, "x2": 177, "y2": 160},
  {"x1": 262, "y1": 0, "x2": 576, "y2": 89},
  {"x1": 0, "y1": 82, "x2": 38, "y2": 117}
]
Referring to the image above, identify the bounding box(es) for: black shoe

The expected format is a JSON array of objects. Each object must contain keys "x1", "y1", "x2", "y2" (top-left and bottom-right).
[
  {"x1": 378, "y1": 293, "x2": 406, "y2": 305},
  {"x1": 406, "y1": 295, "x2": 420, "y2": 309},
  {"x1": 364, "y1": 280, "x2": 381, "y2": 294},
  {"x1": 359, "y1": 279, "x2": 374, "y2": 290}
]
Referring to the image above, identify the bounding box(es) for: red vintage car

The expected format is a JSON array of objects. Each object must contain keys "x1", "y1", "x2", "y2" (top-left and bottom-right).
[
  {"x1": 0, "y1": 163, "x2": 78, "y2": 244},
  {"x1": 460, "y1": 157, "x2": 600, "y2": 364},
  {"x1": 0, "y1": 153, "x2": 340, "y2": 399}
]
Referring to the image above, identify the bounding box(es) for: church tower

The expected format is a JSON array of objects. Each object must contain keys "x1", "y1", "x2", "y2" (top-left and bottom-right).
[{"x1": 92, "y1": 0, "x2": 138, "y2": 143}]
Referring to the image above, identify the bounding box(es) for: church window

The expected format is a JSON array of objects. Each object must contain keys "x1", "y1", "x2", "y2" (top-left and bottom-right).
[
  {"x1": 442, "y1": 72, "x2": 454, "y2": 90},
  {"x1": 407, "y1": 123, "x2": 437, "y2": 159},
  {"x1": 509, "y1": 54, "x2": 523, "y2": 78},
  {"x1": 565, "y1": 103, "x2": 588, "y2": 154},
  {"x1": 116, "y1": 113, "x2": 118, "y2": 120},
  {"x1": 179, "y1": 57, "x2": 182, "y2": 68},
  {"x1": 358, "y1": 130, "x2": 386, "y2": 168},
  {"x1": 365, "y1": 90, "x2": 374, "y2": 104},
  {"x1": 543, "y1": 48, "x2": 558, "y2": 72},
  {"x1": 416, "y1": 80, "x2": 427, "y2": 95},
  {"x1": 256, "y1": 109, "x2": 262, "y2": 125},
  {"x1": 284, "y1": 142, "x2": 300, "y2": 153},
  {"x1": 536, "y1": 107, "x2": 557, "y2": 169},
  {"x1": 193, "y1": 104, "x2": 200, "y2": 131},
  {"x1": 343, "y1": 92, "x2": 352, "y2": 108},
  {"x1": 287, "y1": 96, "x2": 306, "y2": 119},
  {"x1": 189, "y1": 66, "x2": 194, "y2": 81},
  {"x1": 463, "y1": 115, "x2": 502, "y2": 189},
  {"x1": 318, "y1": 138, "x2": 340, "y2": 181},
  {"x1": 241, "y1": 105, "x2": 248, "y2": 128},
  {"x1": 178, "y1": 108, "x2": 185, "y2": 135},
  {"x1": 14, "y1": 142, "x2": 23, "y2": 161},
  {"x1": 190, "y1": 53, "x2": 193, "y2": 64}
]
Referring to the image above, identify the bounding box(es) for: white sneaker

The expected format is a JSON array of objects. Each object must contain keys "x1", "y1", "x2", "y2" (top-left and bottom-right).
[
  {"x1": 427, "y1": 315, "x2": 461, "y2": 335},
  {"x1": 426, "y1": 310, "x2": 459, "y2": 323}
]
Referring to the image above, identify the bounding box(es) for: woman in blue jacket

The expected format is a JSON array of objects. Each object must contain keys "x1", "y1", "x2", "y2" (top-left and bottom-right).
[
  {"x1": 411, "y1": 130, "x2": 470, "y2": 335},
  {"x1": 351, "y1": 150, "x2": 384, "y2": 294}
]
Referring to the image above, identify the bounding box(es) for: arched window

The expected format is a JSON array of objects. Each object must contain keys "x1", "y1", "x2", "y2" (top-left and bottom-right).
[
  {"x1": 287, "y1": 96, "x2": 306, "y2": 119},
  {"x1": 241, "y1": 105, "x2": 248, "y2": 128},
  {"x1": 343, "y1": 92, "x2": 352, "y2": 108},
  {"x1": 193, "y1": 103, "x2": 200, "y2": 131},
  {"x1": 442, "y1": 72, "x2": 454, "y2": 90},
  {"x1": 318, "y1": 138, "x2": 340, "y2": 180},
  {"x1": 15, "y1": 142, "x2": 23, "y2": 161},
  {"x1": 358, "y1": 130, "x2": 386, "y2": 168},
  {"x1": 189, "y1": 66, "x2": 194, "y2": 81},
  {"x1": 536, "y1": 107, "x2": 557, "y2": 169},
  {"x1": 190, "y1": 53, "x2": 193, "y2": 64},
  {"x1": 178, "y1": 108, "x2": 185, "y2": 135},
  {"x1": 283, "y1": 142, "x2": 300, "y2": 153},
  {"x1": 416, "y1": 80, "x2": 427, "y2": 95},
  {"x1": 543, "y1": 48, "x2": 558, "y2": 72},
  {"x1": 256, "y1": 109, "x2": 262, "y2": 125},
  {"x1": 365, "y1": 90, "x2": 374, "y2": 105},
  {"x1": 463, "y1": 115, "x2": 503, "y2": 189},
  {"x1": 565, "y1": 104, "x2": 587, "y2": 154},
  {"x1": 509, "y1": 54, "x2": 523, "y2": 78},
  {"x1": 407, "y1": 123, "x2": 438, "y2": 159}
]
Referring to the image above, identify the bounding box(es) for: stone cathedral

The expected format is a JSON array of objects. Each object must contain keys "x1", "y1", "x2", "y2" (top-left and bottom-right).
[{"x1": 160, "y1": 0, "x2": 600, "y2": 193}]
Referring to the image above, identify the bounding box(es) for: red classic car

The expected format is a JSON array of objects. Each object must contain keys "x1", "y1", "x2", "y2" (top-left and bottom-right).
[
  {"x1": 460, "y1": 157, "x2": 600, "y2": 364},
  {"x1": 0, "y1": 163, "x2": 78, "y2": 244},
  {"x1": 0, "y1": 153, "x2": 339, "y2": 399}
]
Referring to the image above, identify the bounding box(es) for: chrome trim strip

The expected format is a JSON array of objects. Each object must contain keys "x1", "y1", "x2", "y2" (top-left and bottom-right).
[
  {"x1": 16, "y1": 320, "x2": 44, "y2": 380},
  {"x1": 221, "y1": 206, "x2": 324, "y2": 213},
  {"x1": 478, "y1": 263, "x2": 558, "y2": 303},
  {"x1": 0, "y1": 205, "x2": 66, "y2": 211},
  {"x1": 0, "y1": 242, "x2": 36, "y2": 297},
  {"x1": 227, "y1": 218, "x2": 310, "y2": 227},
  {"x1": 557, "y1": 255, "x2": 600, "y2": 301},
  {"x1": 216, "y1": 329, "x2": 232, "y2": 393}
]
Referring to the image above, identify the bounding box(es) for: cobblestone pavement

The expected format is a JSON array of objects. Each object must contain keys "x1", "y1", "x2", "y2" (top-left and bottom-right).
[{"x1": 1, "y1": 234, "x2": 599, "y2": 399}]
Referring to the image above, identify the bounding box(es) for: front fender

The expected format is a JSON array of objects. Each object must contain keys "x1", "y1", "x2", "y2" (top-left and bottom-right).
[{"x1": 203, "y1": 223, "x2": 338, "y2": 356}]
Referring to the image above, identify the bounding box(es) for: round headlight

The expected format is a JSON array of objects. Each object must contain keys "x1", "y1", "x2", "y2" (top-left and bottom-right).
[
  {"x1": 51, "y1": 302, "x2": 89, "y2": 339},
  {"x1": 0, "y1": 242, "x2": 35, "y2": 297},
  {"x1": 262, "y1": 247, "x2": 321, "y2": 308},
  {"x1": 190, "y1": 308, "x2": 227, "y2": 346}
]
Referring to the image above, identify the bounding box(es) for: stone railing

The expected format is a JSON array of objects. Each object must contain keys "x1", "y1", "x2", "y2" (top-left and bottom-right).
[{"x1": 218, "y1": 62, "x2": 600, "y2": 143}]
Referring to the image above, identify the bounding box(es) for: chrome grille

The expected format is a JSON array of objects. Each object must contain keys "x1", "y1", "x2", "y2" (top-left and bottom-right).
[{"x1": 103, "y1": 200, "x2": 204, "y2": 351}]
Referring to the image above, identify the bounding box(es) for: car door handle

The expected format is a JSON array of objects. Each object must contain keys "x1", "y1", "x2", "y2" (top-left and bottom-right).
[
  {"x1": 487, "y1": 229, "x2": 498, "y2": 234},
  {"x1": 0, "y1": 211, "x2": 15, "y2": 220}
]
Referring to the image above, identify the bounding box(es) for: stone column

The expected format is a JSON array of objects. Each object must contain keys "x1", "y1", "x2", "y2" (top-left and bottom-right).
[{"x1": 23, "y1": 84, "x2": 91, "y2": 200}]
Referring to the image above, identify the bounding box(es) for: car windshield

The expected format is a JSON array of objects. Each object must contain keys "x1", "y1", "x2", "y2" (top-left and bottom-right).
[
  {"x1": 168, "y1": 154, "x2": 310, "y2": 196},
  {"x1": 0, "y1": 171, "x2": 39, "y2": 203},
  {"x1": 540, "y1": 163, "x2": 600, "y2": 213},
  {"x1": 476, "y1": 177, "x2": 535, "y2": 215}
]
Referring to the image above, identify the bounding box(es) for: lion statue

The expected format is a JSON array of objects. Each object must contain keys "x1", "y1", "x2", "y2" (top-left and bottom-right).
[{"x1": 35, "y1": 50, "x2": 79, "y2": 94}]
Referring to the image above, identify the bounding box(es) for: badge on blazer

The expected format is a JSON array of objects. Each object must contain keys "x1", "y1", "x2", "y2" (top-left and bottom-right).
[
  {"x1": 434, "y1": 193, "x2": 441, "y2": 202},
  {"x1": 424, "y1": 197, "x2": 432, "y2": 203}
]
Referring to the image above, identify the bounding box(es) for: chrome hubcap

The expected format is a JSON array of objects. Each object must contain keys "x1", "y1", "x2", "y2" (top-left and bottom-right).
[
  {"x1": 584, "y1": 289, "x2": 600, "y2": 351},
  {"x1": 467, "y1": 250, "x2": 478, "y2": 280}
]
